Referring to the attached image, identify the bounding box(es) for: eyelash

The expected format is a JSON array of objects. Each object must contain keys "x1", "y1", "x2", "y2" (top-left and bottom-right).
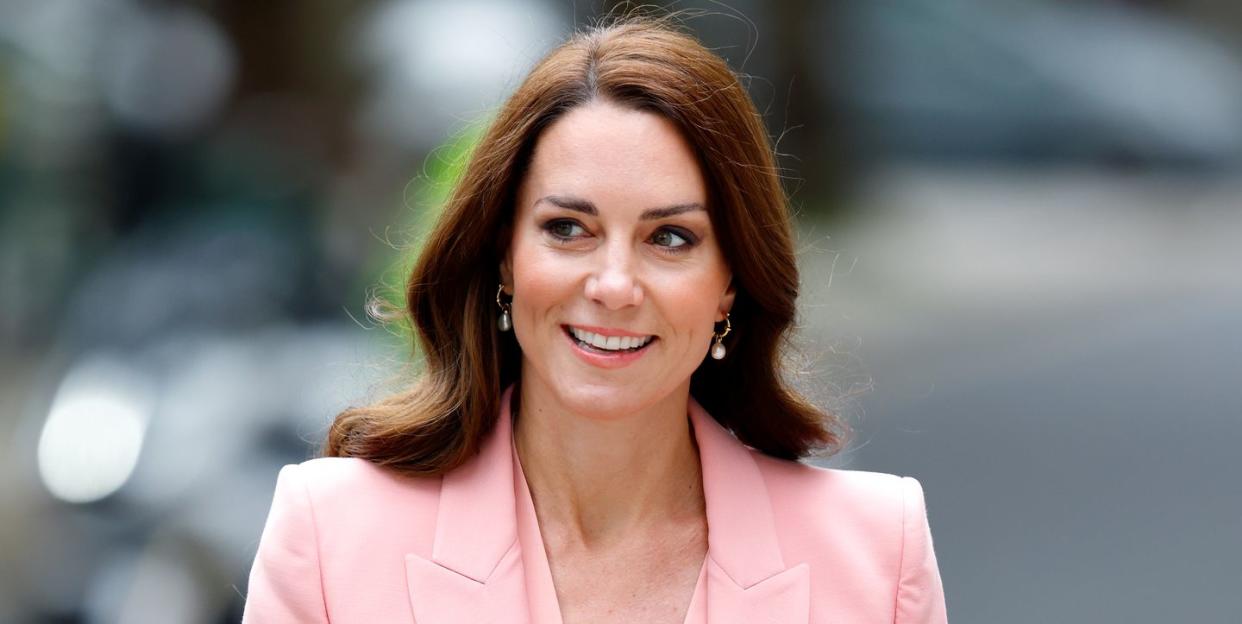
[{"x1": 541, "y1": 219, "x2": 697, "y2": 254}]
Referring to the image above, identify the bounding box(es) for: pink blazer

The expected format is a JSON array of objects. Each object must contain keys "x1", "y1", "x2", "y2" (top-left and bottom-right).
[{"x1": 243, "y1": 387, "x2": 947, "y2": 623}]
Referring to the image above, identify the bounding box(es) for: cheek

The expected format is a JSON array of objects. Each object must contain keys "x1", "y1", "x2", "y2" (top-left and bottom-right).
[
  {"x1": 651, "y1": 269, "x2": 729, "y2": 338},
  {"x1": 510, "y1": 241, "x2": 575, "y2": 318},
  {"x1": 678, "y1": 249, "x2": 731, "y2": 318}
]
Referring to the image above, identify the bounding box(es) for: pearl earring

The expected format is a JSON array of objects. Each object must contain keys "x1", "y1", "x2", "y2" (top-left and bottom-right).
[
  {"x1": 496, "y1": 284, "x2": 512, "y2": 332},
  {"x1": 710, "y1": 313, "x2": 731, "y2": 360}
]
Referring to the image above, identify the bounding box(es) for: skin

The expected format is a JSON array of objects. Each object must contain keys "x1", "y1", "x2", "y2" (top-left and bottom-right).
[{"x1": 499, "y1": 99, "x2": 735, "y2": 624}]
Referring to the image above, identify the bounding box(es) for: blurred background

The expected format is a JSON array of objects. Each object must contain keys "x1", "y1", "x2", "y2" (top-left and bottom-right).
[{"x1": 1, "y1": 0, "x2": 1238, "y2": 621}]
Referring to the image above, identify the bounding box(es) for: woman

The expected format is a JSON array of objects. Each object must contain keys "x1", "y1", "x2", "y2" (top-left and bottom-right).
[{"x1": 243, "y1": 17, "x2": 947, "y2": 624}]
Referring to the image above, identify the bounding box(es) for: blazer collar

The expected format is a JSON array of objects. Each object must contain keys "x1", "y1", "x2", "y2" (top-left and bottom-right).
[
  {"x1": 688, "y1": 397, "x2": 811, "y2": 622},
  {"x1": 428, "y1": 386, "x2": 519, "y2": 583},
  {"x1": 405, "y1": 385, "x2": 809, "y2": 623},
  {"x1": 404, "y1": 386, "x2": 527, "y2": 623}
]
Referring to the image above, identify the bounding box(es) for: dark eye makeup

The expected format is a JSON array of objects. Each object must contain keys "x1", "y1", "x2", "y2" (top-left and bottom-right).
[
  {"x1": 544, "y1": 220, "x2": 585, "y2": 240},
  {"x1": 650, "y1": 228, "x2": 695, "y2": 250},
  {"x1": 540, "y1": 218, "x2": 699, "y2": 253}
]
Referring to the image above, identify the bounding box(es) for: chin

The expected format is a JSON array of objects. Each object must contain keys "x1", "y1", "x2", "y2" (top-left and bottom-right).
[
  {"x1": 556, "y1": 384, "x2": 648, "y2": 420},
  {"x1": 518, "y1": 354, "x2": 691, "y2": 421},
  {"x1": 543, "y1": 376, "x2": 687, "y2": 422}
]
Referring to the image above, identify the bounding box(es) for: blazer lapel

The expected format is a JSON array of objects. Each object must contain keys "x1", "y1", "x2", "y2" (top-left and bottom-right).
[
  {"x1": 690, "y1": 398, "x2": 811, "y2": 624},
  {"x1": 405, "y1": 386, "x2": 530, "y2": 624}
]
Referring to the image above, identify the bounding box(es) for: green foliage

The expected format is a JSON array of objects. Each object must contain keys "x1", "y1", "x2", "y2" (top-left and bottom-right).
[{"x1": 359, "y1": 121, "x2": 489, "y2": 353}]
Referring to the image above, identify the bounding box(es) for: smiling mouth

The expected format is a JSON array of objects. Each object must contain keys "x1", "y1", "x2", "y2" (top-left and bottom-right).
[{"x1": 563, "y1": 326, "x2": 657, "y2": 353}]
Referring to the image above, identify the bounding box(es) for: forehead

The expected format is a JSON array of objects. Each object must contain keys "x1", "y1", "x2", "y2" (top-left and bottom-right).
[{"x1": 520, "y1": 100, "x2": 708, "y2": 209}]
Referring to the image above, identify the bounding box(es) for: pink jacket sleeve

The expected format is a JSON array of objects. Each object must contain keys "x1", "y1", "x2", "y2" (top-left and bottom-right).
[
  {"x1": 242, "y1": 464, "x2": 330, "y2": 623},
  {"x1": 895, "y1": 476, "x2": 948, "y2": 623}
]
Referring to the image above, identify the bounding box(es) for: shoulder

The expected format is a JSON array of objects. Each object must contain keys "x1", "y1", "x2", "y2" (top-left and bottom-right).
[
  {"x1": 272, "y1": 457, "x2": 442, "y2": 553},
  {"x1": 290, "y1": 456, "x2": 440, "y2": 501},
  {"x1": 750, "y1": 450, "x2": 930, "y2": 565},
  {"x1": 750, "y1": 452, "x2": 946, "y2": 620},
  {"x1": 245, "y1": 458, "x2": 444, "y2": 621},
  {"x1": 751, "y1": 450, "x2": 920, "y2": 518}
]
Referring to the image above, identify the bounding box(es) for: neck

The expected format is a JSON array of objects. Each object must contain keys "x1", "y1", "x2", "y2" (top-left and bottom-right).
[{"x1": 512, "y1": 380, "x2": 705, "y2": 549}]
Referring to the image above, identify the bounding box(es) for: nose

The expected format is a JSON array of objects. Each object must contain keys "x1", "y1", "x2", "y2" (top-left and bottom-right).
[{"x1": 584, "y1": 244, "x2": 644, "y2": 310}]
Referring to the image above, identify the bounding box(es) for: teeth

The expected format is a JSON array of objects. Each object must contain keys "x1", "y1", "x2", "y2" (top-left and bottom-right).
[{"x1": 569, "y1": 327, "x2": 654, "y2": 351}]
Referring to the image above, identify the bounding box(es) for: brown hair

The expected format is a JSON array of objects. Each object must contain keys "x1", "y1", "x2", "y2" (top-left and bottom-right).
[{"x1": 325, "y1": 16, "x2": 846, "y2": 475}]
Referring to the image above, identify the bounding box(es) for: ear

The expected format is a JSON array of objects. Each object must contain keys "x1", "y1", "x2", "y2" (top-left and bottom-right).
[
  {"x1": 716, "y1": 276, "x2": 736, "y2": 322},
  {"x1": 497, "y1": 217, "x2": 516, "y2": 293},
  {"x1": 499, "y1": 252, "x2": 513, "y2": 294}
]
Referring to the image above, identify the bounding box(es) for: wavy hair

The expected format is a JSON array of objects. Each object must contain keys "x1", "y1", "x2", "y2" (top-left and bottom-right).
[{"x1": 325, "y1": 16, "x2": 845, "y2": 475}]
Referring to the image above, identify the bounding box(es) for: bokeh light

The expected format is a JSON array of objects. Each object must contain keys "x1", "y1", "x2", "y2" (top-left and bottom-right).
[{"x1": 37, "y1": 354, "x2": 153, "y2": 504}]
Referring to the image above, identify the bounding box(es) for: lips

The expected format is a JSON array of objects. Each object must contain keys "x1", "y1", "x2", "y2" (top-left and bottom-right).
[{"x1": 561, "y1": 325, "x2": 657, "y2": 368}]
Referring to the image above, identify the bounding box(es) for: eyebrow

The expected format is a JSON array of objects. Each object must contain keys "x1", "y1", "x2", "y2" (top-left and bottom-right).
[{"x1": 536, "y1": 194, "x2": 705, "y2": 220}]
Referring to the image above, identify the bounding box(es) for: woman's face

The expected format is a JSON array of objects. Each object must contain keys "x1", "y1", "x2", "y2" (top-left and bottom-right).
[{"x1": 501, "y1": 100, "x2": 734, "y2": 420}]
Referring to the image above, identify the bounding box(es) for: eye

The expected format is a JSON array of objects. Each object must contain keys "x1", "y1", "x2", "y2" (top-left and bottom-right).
[
  {"x1": 543, "y1": 219, "x2": 587, "y2": 241},
  {"x1": 650, "y1": 227, "x2": 695, "y2": 252}
]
